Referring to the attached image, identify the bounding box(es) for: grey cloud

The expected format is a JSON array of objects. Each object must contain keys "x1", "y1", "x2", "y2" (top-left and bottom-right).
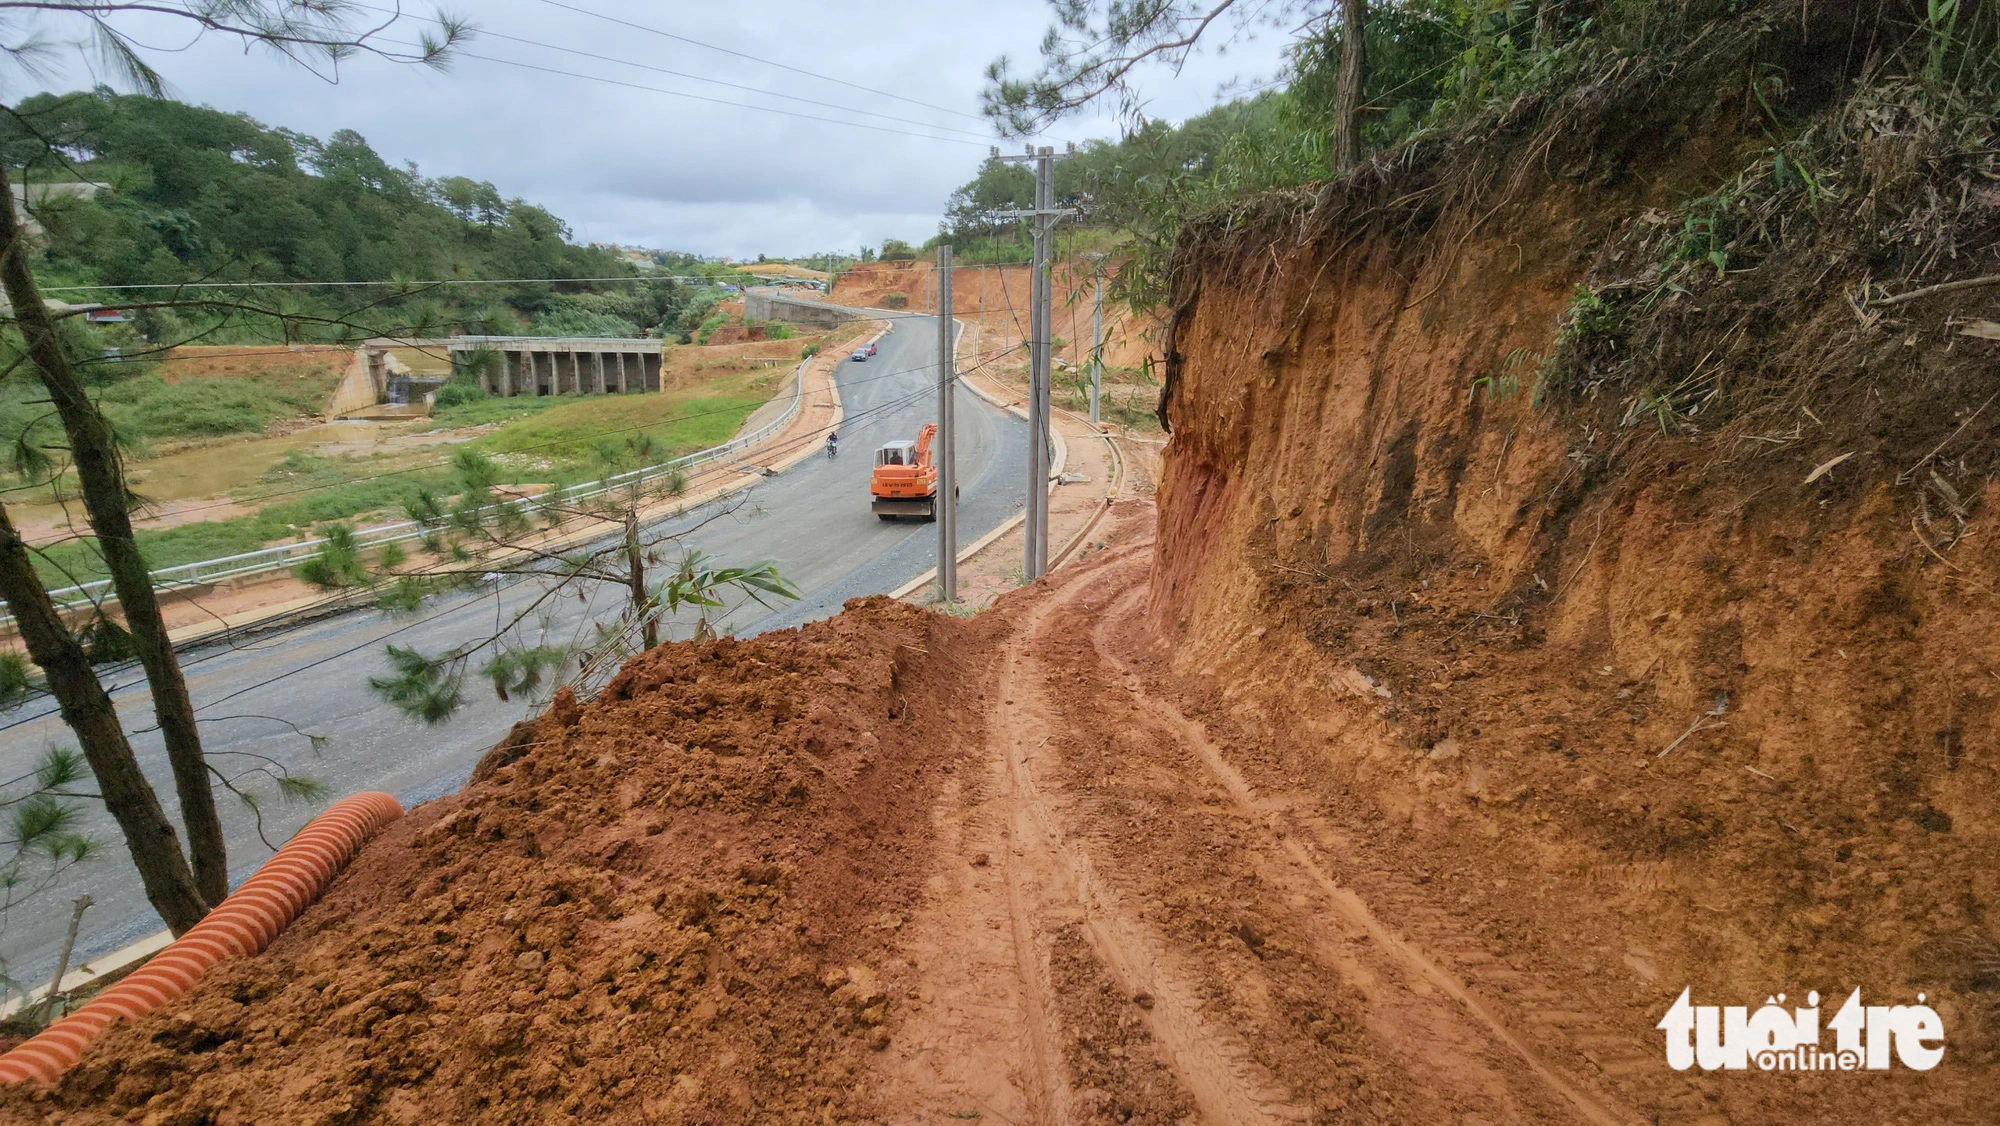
[{"x1": 20, "y1": 0, "x2": 1290, "y2": 257}]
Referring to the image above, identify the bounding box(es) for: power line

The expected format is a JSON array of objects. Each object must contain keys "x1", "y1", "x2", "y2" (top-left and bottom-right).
[
  {"x1": 0, "y1": 337, "x2": 1033, "y2": 735},
  {"x1": 40, "y1": 275, "x2": 776, "y2": 293},
  {"x1": 532, "y1": 0, "x2": 993, "y2": 127},
  {"x1": 355, "y1": 3, "x2": 999, "y2": 144},
  {"x1": 38, "y1": 342, "x2": 1023, "y2": 531},
  {"x1": 160, "y1": 365, "x2": 1013, "y2": 714},
  {"x1": 43, "y1": 266, "x2": 1080, "y2": 296},
  {"x1": 431, "y1": 45, "x2": 990, "y2": 148}
]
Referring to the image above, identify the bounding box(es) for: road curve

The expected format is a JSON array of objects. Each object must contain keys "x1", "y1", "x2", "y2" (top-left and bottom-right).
[{"x1": 0, "y1": 313, "x2": 1025, "y2": 984}]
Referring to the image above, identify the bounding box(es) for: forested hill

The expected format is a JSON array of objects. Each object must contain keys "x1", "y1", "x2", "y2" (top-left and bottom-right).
[
  {"x1": 6, "y1": 91, "x2": 617, "y2": 289},
  {"x1": 0, "y1": 90, "x2": 717, "y2": 340}
]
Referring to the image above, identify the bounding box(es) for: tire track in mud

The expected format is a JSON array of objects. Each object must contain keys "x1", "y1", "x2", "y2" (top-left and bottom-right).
[
  {"x1": 1084, "y1": 573, "x2": 1641, "y2": 1126},
  {"x1": 996, "y1": 542, "x2": 1311, "y2": 1125},
  {"x1": 868, "y1": 702, "x2": 1072, "y2": 1123},
  {"x1": 1000, "y1": 787, "x2": 1075, "y2": 1124}
]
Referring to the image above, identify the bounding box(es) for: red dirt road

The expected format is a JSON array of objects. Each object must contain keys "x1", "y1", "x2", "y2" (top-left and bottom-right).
[
  {"x1": 5, "y1": 502, "x2": 1984, "y2": 1123},
  {"x1": 876, "y1": 512, "x2": 1635, "y2": 1125}
]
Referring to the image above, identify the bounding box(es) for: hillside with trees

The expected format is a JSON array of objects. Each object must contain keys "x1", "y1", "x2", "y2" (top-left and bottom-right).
[{"x1": 2, "y1": 90, "x2": 721, "y2": 343}]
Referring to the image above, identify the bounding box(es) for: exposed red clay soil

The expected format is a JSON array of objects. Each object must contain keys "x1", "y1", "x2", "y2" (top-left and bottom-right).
[
  {"x1": 155, "y1": 345, "x2": 354, "y2": 383},
  {"x1": 2, "y1": 496, "x2": 1990, "y2": 1123},
  {"x1": 0, "y1": 600, "x2": 995, "y2": 1124},
  {"x1": 833, "y1": 260, "x2": 1160, "y2": 371},
  {"x1": 1141, "y1": 16, "x2": 2000, "y2": 1125},
  {"x1": 10, "y1": 14, "x2": 1995, "y2": 1115}
]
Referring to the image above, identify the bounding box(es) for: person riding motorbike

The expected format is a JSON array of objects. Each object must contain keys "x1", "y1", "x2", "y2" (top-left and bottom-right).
[{"x1": 825, "y1": 430, "x2": 839, "y2": 459}]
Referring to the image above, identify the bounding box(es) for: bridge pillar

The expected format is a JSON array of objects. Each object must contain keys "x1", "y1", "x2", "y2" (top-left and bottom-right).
[
  {"x1": 615, "y1": 352, "x2": 628, "y2": 393},
  {"x1": 593, "y1": 352, "x2": 606, "y2": 394}
]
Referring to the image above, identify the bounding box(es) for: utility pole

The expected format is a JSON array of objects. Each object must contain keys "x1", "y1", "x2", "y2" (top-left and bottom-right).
[
  {"x1": 936, "y1": 244, "x2": 957, "y2": 603},
  {"x1": 1086, "y1": 253, "x2": 1106, "y2": 426},
  {"x1": 1029, "y1": 145, "x2": 1052, "y2": 579},
  {"x1": 992, "y1": 144, "x2": 1074, "y2": 581}
]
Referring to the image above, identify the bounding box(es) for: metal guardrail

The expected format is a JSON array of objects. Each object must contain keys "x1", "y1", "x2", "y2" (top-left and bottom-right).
[
  {"x1": 434, "y1": 335, "x2": 665, "y2": 350},
  {"x1": 12, "y1": 354, "x2": 816, "y2": 624}
]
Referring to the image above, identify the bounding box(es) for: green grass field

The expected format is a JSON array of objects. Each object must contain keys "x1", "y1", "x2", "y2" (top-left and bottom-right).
[
  {"x1": 30, "y1": 457, "x2": 465, "y2": 586},
  {"x1": 28, "y1": 383, "x2": 767, "y2": 586},
  {"x1": 475, "y1": 392, "x2": 763, "y2": 466}
]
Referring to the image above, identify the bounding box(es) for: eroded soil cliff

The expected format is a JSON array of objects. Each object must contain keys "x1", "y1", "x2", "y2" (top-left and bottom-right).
[{"x1": 1149, "y1": 3, "x2": 2000, "y2": 1122}]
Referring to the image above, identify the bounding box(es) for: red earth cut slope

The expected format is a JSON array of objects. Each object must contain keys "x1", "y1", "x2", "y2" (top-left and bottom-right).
[{"x1": 1150, "y1": 14, "x2": 1999, "y2": 1126}]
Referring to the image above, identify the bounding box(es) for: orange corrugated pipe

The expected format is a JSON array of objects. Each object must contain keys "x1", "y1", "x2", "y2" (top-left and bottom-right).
[{"x1": 0, "y1": 791, "x2": 404, "y2": 1086}]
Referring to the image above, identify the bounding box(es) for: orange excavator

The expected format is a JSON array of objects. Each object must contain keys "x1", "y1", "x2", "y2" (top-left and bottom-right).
[{"x1": 870, "y1": 423, "x2": 942, "y2": 521}]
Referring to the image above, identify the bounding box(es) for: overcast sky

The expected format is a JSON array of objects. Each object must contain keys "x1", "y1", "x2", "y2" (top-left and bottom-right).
[{"x1": 10, "y1": 1, "x2": 1295, "y2": 258}]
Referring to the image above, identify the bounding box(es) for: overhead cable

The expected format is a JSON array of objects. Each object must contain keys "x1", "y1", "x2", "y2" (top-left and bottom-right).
[{"x1": 532, "y1": 0, "x2": 993, "y2": 126}]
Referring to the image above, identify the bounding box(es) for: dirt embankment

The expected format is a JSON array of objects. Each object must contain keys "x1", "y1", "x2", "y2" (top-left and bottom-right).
[
  {"x1": 155, "y1": 345, "x2": 355, "y2": 386},
  {"x1": 4, "y1": 600, "x2": 997, "y2": 1124},
  {"x1": 834, "y1": 260, "x2": 1160, "y2": 371},
  {"x1": 1151, "y1": 5, "x2": 1999, "y2": 1123}
]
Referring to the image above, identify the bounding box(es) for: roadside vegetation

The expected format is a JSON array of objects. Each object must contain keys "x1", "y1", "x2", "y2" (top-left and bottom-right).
[
  {"x1": 0, "y1": 4, "x2": 833, "y2": 977},
  {"x1": 25, "y1": 355, "x2": 788, "y2": 587},
  {"x1": 0, "y1": 91, "x2": 732, "y2": 344}
]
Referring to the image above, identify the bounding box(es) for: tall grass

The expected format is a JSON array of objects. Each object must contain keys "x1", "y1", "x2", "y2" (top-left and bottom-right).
[
  {"x1": 95, "y1": 376, "x2": 310, "y2": 439},
  {"x1": 474, "y1": 393, "x2": 761, "y2": 467}
]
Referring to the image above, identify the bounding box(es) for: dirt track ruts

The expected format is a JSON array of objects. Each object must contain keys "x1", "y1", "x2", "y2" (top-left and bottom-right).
[{"x1": 873, "y1": 514, "x2": 1683, "y2": 1124}]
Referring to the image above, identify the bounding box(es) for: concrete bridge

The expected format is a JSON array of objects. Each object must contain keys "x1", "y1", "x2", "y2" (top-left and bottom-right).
[
  {"x1": 445, "y1": 336, "x2": 664, "y2": 397},
  {"x1": 330, "y1": 336, "x2": 666, "y2": 419},
  {"x1": 742, "y1": 290, "x2": 856, "y2": 329}
]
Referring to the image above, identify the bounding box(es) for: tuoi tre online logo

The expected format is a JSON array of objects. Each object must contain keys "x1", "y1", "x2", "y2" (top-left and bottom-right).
[{"x1": 1657, "y1": 987, "x2": 1945, "y2": 1072}]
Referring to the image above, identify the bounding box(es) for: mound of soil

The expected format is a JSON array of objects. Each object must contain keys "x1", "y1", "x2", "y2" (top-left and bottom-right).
[
  {"x1": 158, "y1": 345, "x2": 355, "y2": 381},
  {"x1": 3, "y1": 598, "x2": 993, "y2": 1125},
  {"x1": 831, "y1": 261, "x2": 1161, "y2": 371}
]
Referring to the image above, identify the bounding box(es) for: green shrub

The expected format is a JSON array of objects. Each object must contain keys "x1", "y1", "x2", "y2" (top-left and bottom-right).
[
  {"x1": 882, "y1": 293, "x2": 909, "y2": 310},
  {"x1": 432, "y1": 382, "x2": 486, "y2": 410},
  {"x1": 0, "y1": 652, "x2": 32, "y2": 707},
  {"x1": 81, "y1": 617, "x2": 135, "y2": 664},
  {"x1": 693, "y1": 313, "x2": 731, "y2": 344},
  {"x1": 294, "y1": 523, "x2": 371, "y2": 589},
  {"x1": 97, "y1": 376, "x2": 291, "y2": 439},
  {"x1": 527, "y1": 306, "x2": 643, "y2": 338}
]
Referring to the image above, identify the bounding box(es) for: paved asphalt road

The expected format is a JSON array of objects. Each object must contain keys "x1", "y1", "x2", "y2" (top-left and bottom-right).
[{"x1": 0, "y1": 313, "x2": 1025, "y2": 987}]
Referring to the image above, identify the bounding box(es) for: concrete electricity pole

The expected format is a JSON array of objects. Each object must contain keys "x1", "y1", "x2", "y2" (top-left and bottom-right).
[
  {"x1": 1028, "y1": 145, "x2": 1053, "y2": 580},
  {"x1": 936, "y1": 244, "x2": 957, "y2": 603},
  {"x1": 1086, "y1": 253, "x2": 1106, "y2": 426},
  {"x1": 992, "y1": 144, "x2": 1073, "y2": 581}
]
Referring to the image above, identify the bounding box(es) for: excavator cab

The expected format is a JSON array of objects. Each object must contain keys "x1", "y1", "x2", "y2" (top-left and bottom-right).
[{"x1": 870, "y1": 425, "x2": 939, "y2": 521}]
